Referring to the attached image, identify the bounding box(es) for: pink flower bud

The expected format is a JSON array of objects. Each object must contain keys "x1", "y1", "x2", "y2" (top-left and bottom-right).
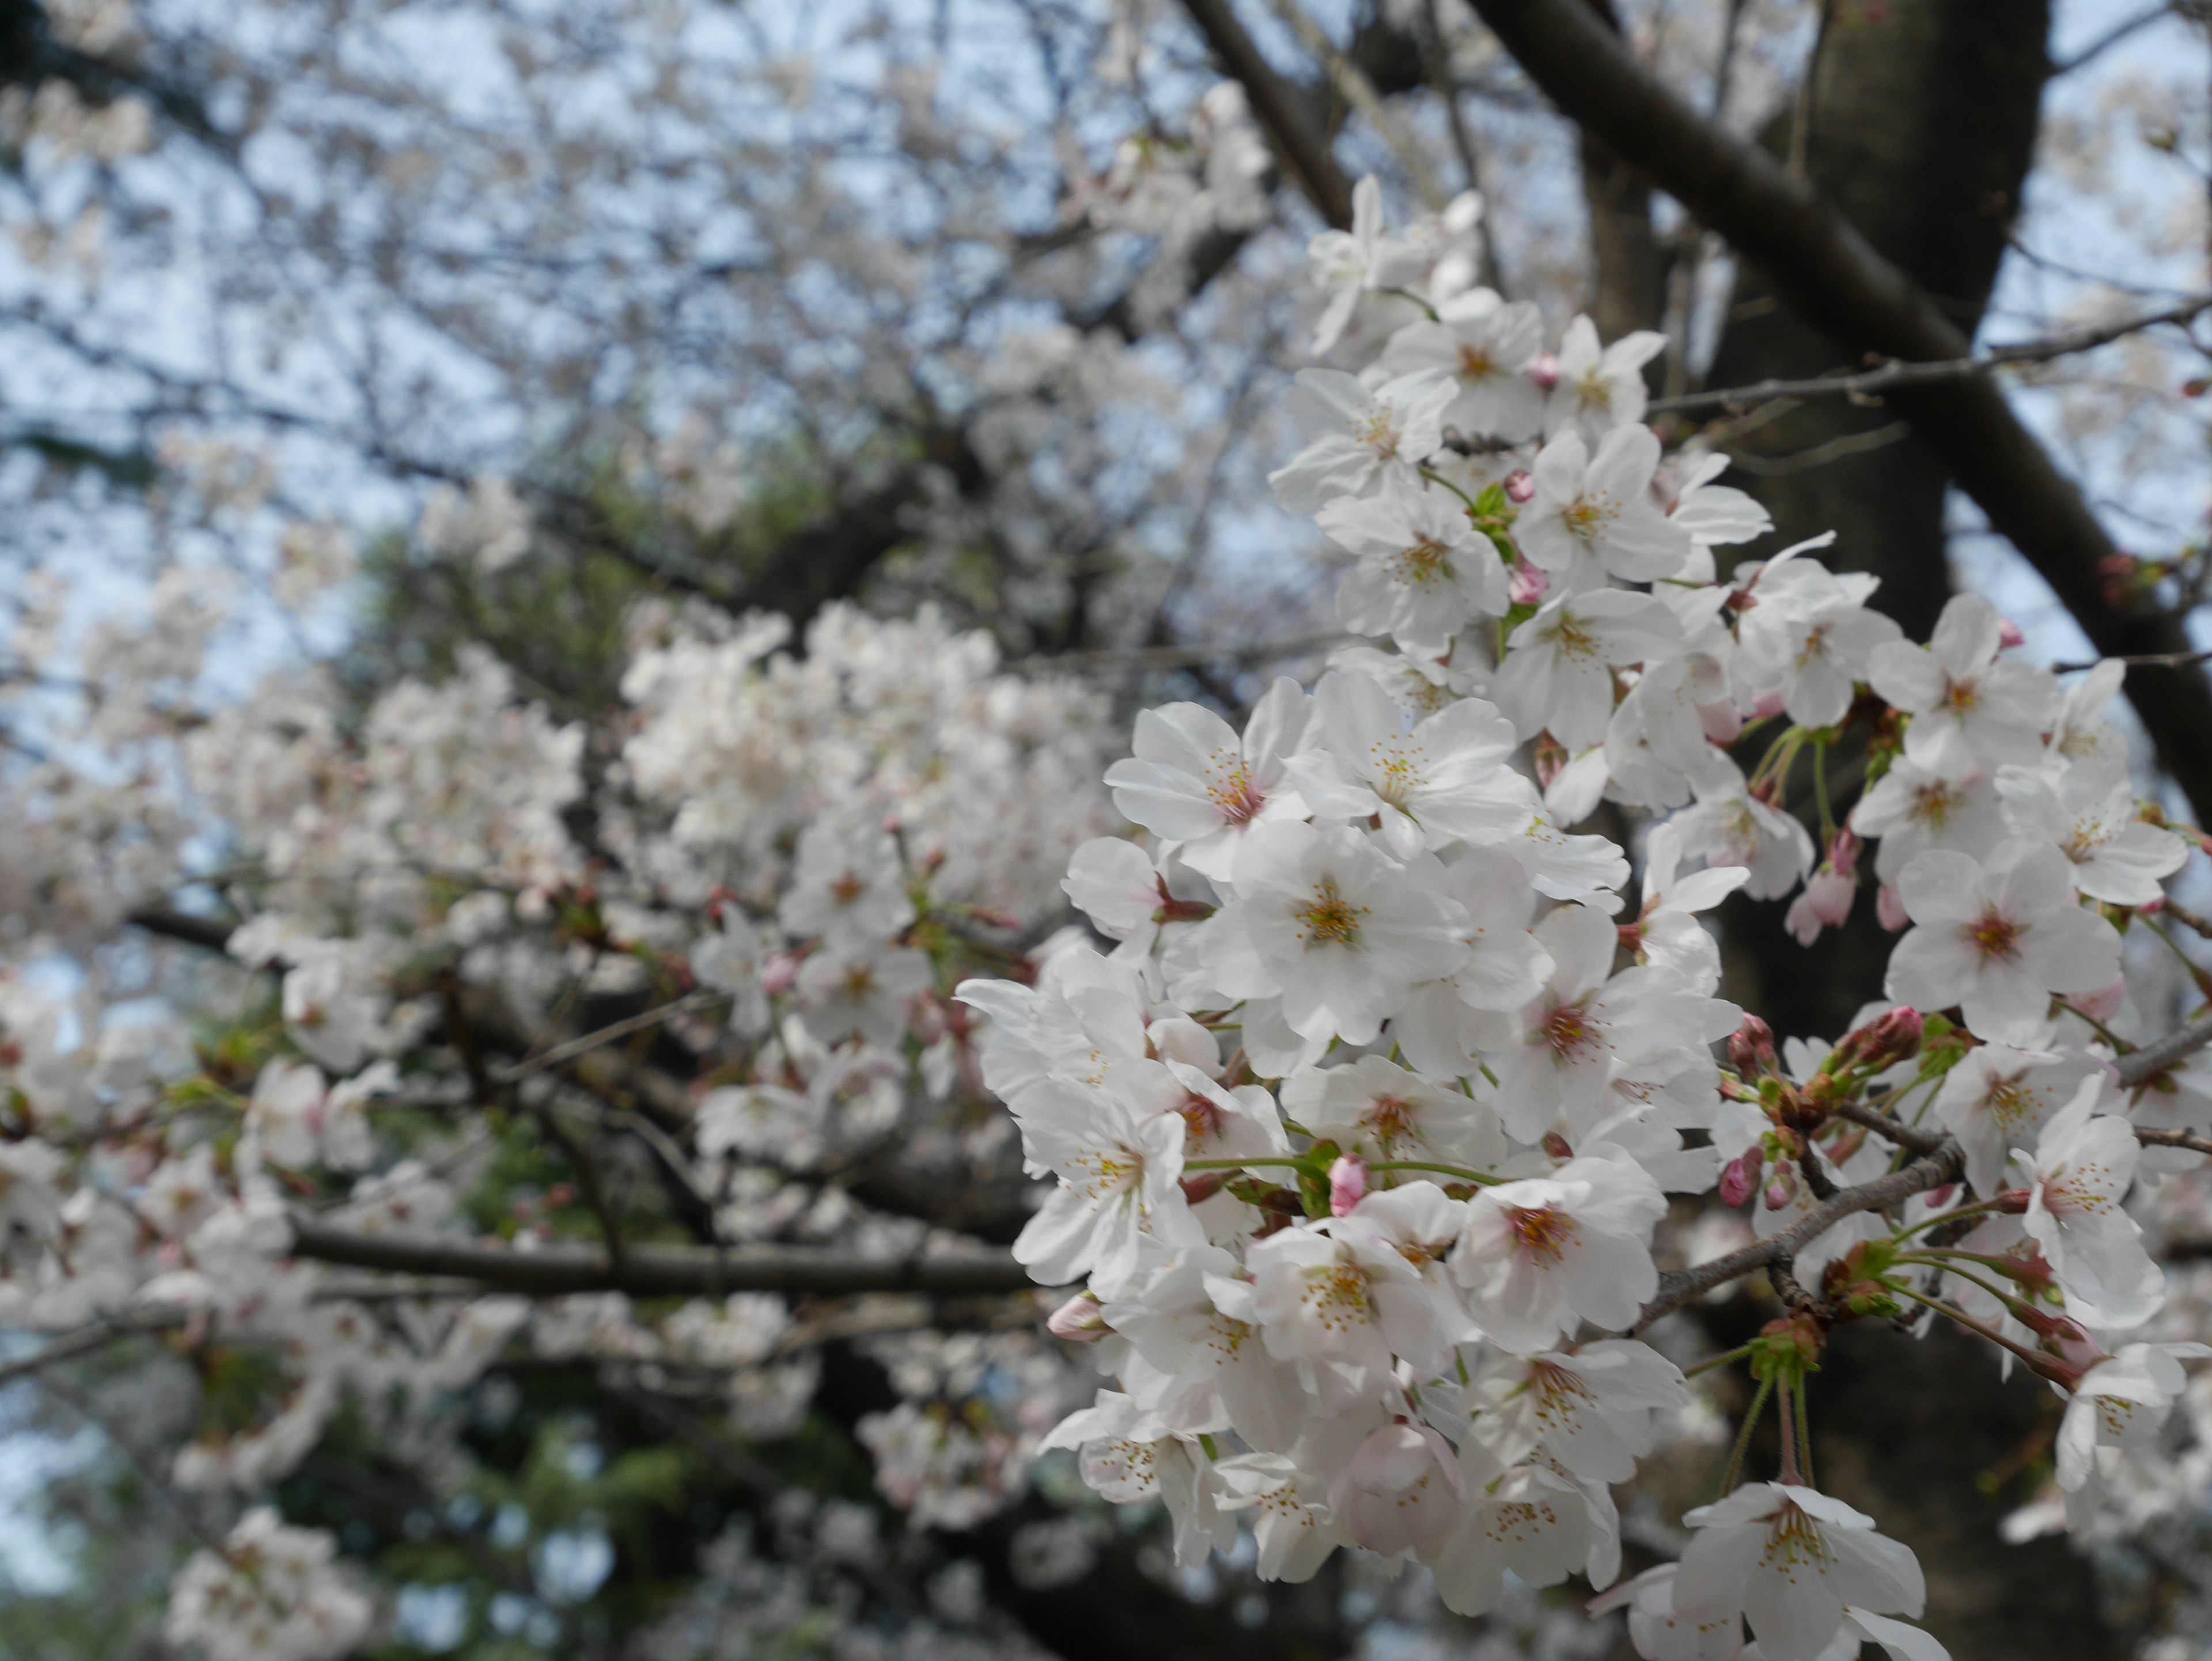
[
  {"x1": 762, "y1": 951, "x2": 802, "y2": 995},
  {"x1": 1749, "y1": 690, "x2": 1787, "y2": 721},
  {"x1": 1997, "y1": 618, "x2": 2026, "y2": 649},
  {"x1": 1528, "y1": 350, "x2": 1560, "y2": 392},
  {"x1": 1785, "y1": 868, "x2": 1857, "y2": 945},
  {"x1": 1328, "y1": 1153, "x2": 1369, "y2": 1217},
  {"x1": 1503, "y1": 468, "x2": 1535, "y2": 504},
  {"x1": 1719, "y1": 1147, "x2": 1764, "y2": 1208},
  {"x1": 1727, "y1": 1014, "x2": 1778, "y2": 1079},
  {"x1": 2069, "y1": 975, "x2": 2127, "y2": 1023},
  {"x1": 1830, "y1": 825, "x2": 1862, "y2": 871},
  {"x1": 2142, "y1": 894, "x2": 2168, "y2": 915},
  {"x1": 1923, "y1": 1183, "x2": 1957, "y2": 1209},
  {"x1": 1863, "y1": 1005, "x2": 1924, "y2": 1065},
  {"x1": 1876, "y1": 883, "x2": 1910, "y2": 932},
  {"x1": 1509, "y1": 560, "x2": 1549, "y2": 606},
  {"x1": 1046, "y1": 1293, "x2": 1109, "y2": 1343},
  {"x1": 1763, "y1": 1177, "x2": 1793, "y2": 1211}
]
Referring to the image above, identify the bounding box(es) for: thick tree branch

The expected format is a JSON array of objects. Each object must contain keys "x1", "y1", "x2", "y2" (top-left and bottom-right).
[
  {"x1": 2118, "y1": 1008, "x2": 2212, "y2": 1087},
  {"x1": 1465, "y1": 0, "x2": 2212, "y2": 826},
  {"x1": 285, "y1": 1215, "x2": 1039, "y2": 1297},
  {"x1": 1180, "y1": 0, "x2": 1355, "y2": 228}
]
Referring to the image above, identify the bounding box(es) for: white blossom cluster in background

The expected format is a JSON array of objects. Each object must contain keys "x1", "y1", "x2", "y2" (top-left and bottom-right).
[
  {"x1": 2, "y1": 151, "x2": 2212, "y2": 1661},
  {"x1": 953, "y1": 180, "x2": 2212, "y2": 1661}
]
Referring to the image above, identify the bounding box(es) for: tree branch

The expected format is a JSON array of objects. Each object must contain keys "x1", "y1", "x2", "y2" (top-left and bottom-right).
[
  {"x1": 1180, "y1": 0, "x2": 1355, "y2": 228},
  {"x1": 1650, "y1": 292, "x2": 2212, "y2": 416},
  {"x1": 1464, "y1": 0, "x2": 2212, "y2": 827},
  {"x1": 2117, "y1": 1008, "x2": 2212, "y2": 1087},
  {"x1": 1634, "y1": 1143, "x2": 1963, "y2": 1334},
  {"x1": 2138, "y1": 1126, "x2": 2212, "y2": 1157},
  {"x1": 285, "y1": 1214, "x2": 1039, "y2": 1298}
]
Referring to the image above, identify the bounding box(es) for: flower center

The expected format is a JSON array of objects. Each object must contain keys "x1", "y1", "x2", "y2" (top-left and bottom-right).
[
  {"x1": 1362, "y1": 1092, "x2": 1418, "y2": 1152},
  {"x1": 1910, "y1": 780, "x2": 1962, "y2": 831},
  {"x1": 1301, "y1": 1262, "x2": 1376, "y2": 1333},
  {"x1": 1562, "y1": 496, "x2": 1615, "y2": 542},
  {"x1": 1506, "y1": 1204, "x2": 1575, "y2": 1262},
  {"x1": 1175, "y1": 1092, "x2": 1228, "y2": 1151},
  {"x1": 1539, "y1": 1001, "x2": 1602, "y2": 1062},
  {"x1": 1964, "y1": 906, "x2": 2021, "y2": 962},
  {"x1": 1390, "y1": 536, "x2": 1455, "y2": 588},
  {"x1": 1353, "y1": 407, "x2": 1403, "y2": 457},
  {"x1": 1544, "y1": 614, "x2": 1599, "y2": 660},
  {"x1": 830, "y1": 872, "x2": 867, "y2": 905},
  {"x1": 1205, "y1": 758, "x2": 1266, "y2": 826},
  {"x1": 1760, "y1": 1501, "x2": 1835, "y2": 1572},
  {"x1": 1940, "y1": 674, "x2": 1980, "y2": 717},
  {"x1": 1296, "y1": 880, "x2": 1367, "y2": 949}
]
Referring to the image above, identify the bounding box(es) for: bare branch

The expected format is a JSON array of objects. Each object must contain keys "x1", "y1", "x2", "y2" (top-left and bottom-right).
[
  {"x1": 1634, "y1": 1143, "x2": 1963, "y2": 1334},
  {"x1": 285, "y1": 1214, "x2": 1039, "y2": 1297},
  {"x1": 2138, "y1": 1126, "x2": 2212, "y2": 1157},
  {"x1": 1649, "y1": 293, "x2": 2212, "y2": 417},
  {"x1": 493, "y1": 990, "x2": 724, "y2": 1084},
  {"x1": 1009, "y1": 632, "x2": 1353, "y2": 674},
  {"x1": 2118, "y1": 1009, "x2": 2212, "y2": 1087},
  {"x1": 1829, "y1": 1099, "x2": 1949, "y2": 1157},
  {"x1": 1262, "y1": 0, "x2": 1446, "y2": 210}
]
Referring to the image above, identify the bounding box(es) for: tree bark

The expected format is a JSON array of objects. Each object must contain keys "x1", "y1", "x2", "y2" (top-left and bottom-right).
[{"x1": 1698, "y1": 9, "x2": 2118, "y2": 1655}]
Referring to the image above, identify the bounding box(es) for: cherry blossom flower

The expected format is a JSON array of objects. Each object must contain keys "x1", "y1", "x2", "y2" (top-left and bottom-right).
[
  {"x1": 1544, "y1": 314, "x2": 1665, "y2": 441},
  {"x1": 1673, "y1": 1484, "x2": 1926, "y2": 1661},
  {"x1": 1933, "y1": 1042, "x2": 2103, "y2": 1200},
  {"x1": 1305, "y1": 176, "x2": 1427, "y2": 353},
  {"x1": 165, "y1": 1509, "x2": 372, "y2": 1661},
  {"x1": 1289, "y1": 669, "x2": 1533, "y2": 856},
  {"x1": 1494, "y1": 589, "x2": 1684, "y2": 749},
  {"x1": 1425, "y1": 1450, "x2": 1619, "y2": 1618},
  {"x1": 1187, "y1": 820, "x2": 1469, "y2": 1045},
  {"x1": 1449, "y1": 1152, "x2": 1666, "y2": 1351},
  {"x1": 2016, "y1": 1080, "x2": 2163, "y2": 1329},
  {"x1": 1667, "y1": 768, "x2": 1814, "y2": 905},
  {"x1": 1995, "y1": 758, "x2": 2187, "y2": 905},
  {"x1": 1317, "y1": 480, "x2": 1508, "y2": 654},
  {"x1": 1104, "y1": 678, "x2": 1309, "y2": 881},
  {"x1": 779, "y1": 820, "x2": 915, "y2": 951},
  {"x1": 2056, "y1": 1341, "x2": 2212, "y2": 1491},
  {"x1": 1515, "y1": 426, "x2": 1694, "y2": 589},
  {"x1": 1866, "y1": 592, "x2": 2061, "y2": 771},
  {"x1": 1849, "y1": 753, "x2": 2005, "y2": 884},
  {"x1": 1461, "y1": 1339, "x2": 1690, "y2": 1482},
  {"x1": 1884, "y1": 841, "x2": 2122, "y2": 1045},
  {"x1": 1268, "y1": 368, "x2": 1454, "y2": 513},
  {"x1": 1212, "y1": 1452, "x2": 1342, "y2": 1581},
  {"x1": 1013, "y1": 1085, "x2": 1203, "y2": 1297},
  {"x1": 1280, "y1": 1053, "x2": 1501, "y2": 1167},
  {"x1": 1377, "y1": 288, "x2": 1546, "y2": 440},
  {"x1": 1332, "y1": 1419, "x2": 1467, "y2": 1556}
]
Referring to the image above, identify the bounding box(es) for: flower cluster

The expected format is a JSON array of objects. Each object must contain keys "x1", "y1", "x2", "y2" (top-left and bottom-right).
[{"x1": 957, "y1": 181, "x2": 2212, "y2": 1661}]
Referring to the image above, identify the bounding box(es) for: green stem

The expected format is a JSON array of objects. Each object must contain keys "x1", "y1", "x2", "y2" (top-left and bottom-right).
[
  {"x1": 1812, "y1": 740, "x2": 1835, "y2": 845},
  {"x1": 1718, "y1": 1376, "x2": 1773, "y2": 1497},
  {"x1": 1684, "y1": 1342, "x2": 1758, "y2": 1379},
  {"x1": 1182, "y1": 1157, "x2": 1304, "y2": 1172},
  {"x1": 1418, "y1": 467, "x2": 1480, "y2": 512},
  {"x1": 1378, "y1": 285, "x2": 1442, "y2": 321},
  {"x1": 1889, "y1": 1199, "x2": 1999, "y2": 1243},
  {"x1": 1889, "y1": 1284, "x2": 2051, "y2": 1374},
  {"x1": 1366, "y1": 1159, "x2": 1504, "y2": 1186}
]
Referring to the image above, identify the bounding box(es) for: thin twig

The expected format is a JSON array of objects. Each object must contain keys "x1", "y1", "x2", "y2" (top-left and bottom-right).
[
  {"x1": 2050, "y1": 649, "x2": 2212, "y2": 675},
  {"x1": 491, "y1": 989, "x2": 722, "y2": 1083},
  {"x1": 1827, "y1": 1099, "x2": 1950, "y2": 1157},
  {"x1": 286, "y1": 1214, "x2": 1041, "y2": 1297},
  {"x1": 1264, "y1": 0, "x2": 1449, "y2": 210},
  {"x1": 1009, "y1": 633, "x2": 1353, "y2": 674},
  {"x1": 2138, "y1": 1126, "x2": 2212, "y2": 1157},
  {"x1": 0, "y1": 1309, "x2": 189, "y2": 1388},
  {"x1": 1649, "y1": 292, "x2": 2212, "y2": 417}
]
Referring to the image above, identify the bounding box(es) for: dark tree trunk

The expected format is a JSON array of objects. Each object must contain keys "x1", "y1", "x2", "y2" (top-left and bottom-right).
[{"x1": 1688, "y1": 9, "x2": 2120, "y2": 1657}]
